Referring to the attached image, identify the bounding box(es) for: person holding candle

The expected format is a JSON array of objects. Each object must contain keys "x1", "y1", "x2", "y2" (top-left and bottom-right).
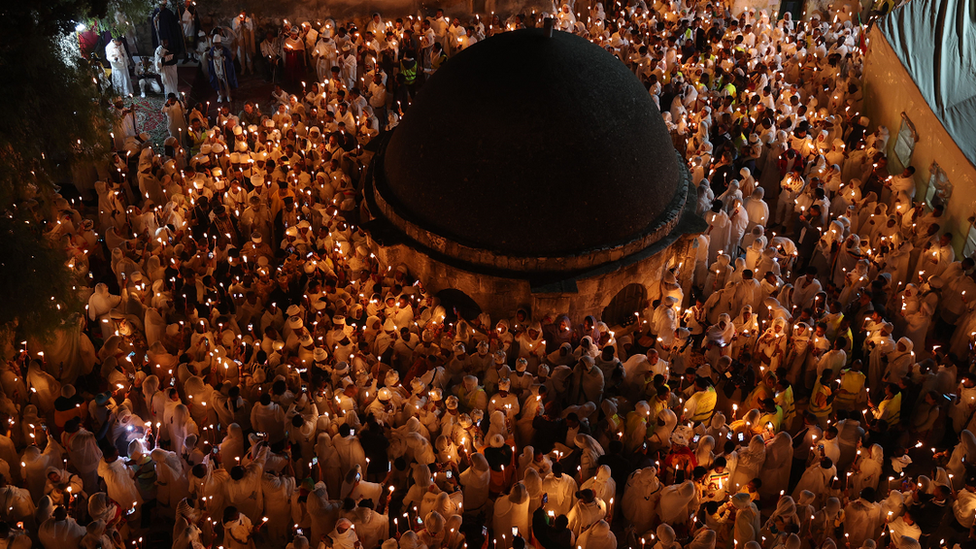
[
  {"x1": 206, "y1": 35, "x2": 238, "y2": 104},
  {"x1": 37, "y1": 505, "x2": 85, "y2": 549}
]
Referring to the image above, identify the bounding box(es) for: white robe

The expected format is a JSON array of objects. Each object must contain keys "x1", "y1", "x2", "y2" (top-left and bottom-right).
[
  {"x1": 224, "y1": 514, "x2": 255, "y2": 549},
  {"x1": 792, "y1": 462, "x2": 836, "y2": 508},
  {"x1": 843, "y1": 498, "x2": 883, "y2": 548},
  {"x1": 577, "y1": 520, "x2": 616, "y2": 549},
  {"x1": 947, "y1": 431, "x2": 976, "y2": 489},
  {"x1": 493, "y1": 494, "x2": 530, "y2": 548},
  {"x1": 580, "y1": 466, "x2": 616, "y2": 513},
  {"x1": 622, "y1": 468, "x2": 662, "y2": 534},
  {"x1": 759, "y1": 432, "x2": 794, "y2": 501},
  {"x1": 706, "y1": 210, "x2": 731, "y2": 264},
  {"x1": 745, "y1": 196, "x2": 769, "y2": 231},
  {"x1": 566, "y1": 498, "x2": 606, "y2": 537},
  {"x1": 154, "y1": 45, "x2": 179, "y2": 97},
  {"x1": 459, "y1": 458, "x2": 491, "y2": 512},
  {"x1": 332, "y1": 434, "x2": 368, "y2": 478},
  {"x1": 38, "y1": 517, "x2": 86, "y2": 549},
  {"x1": 261, "y1": 473, "x2": 296, "y2": 544},
  {"x1": 732, "y1": 500, "x2": 761, "y2": 546},
  {"x1": 62, "y1": 429, "x2": 102, "y2": 495},
  {"x1": 225, "y1": 446, "x2": 268, "y2": 520},
  {"x1": 105, "y1": 41, "x2": 133, "y2": 95},
  {"x1": 151, "y1": 448, "x2": 189, "y2": 510},
  {"x1": 658, "y1": 480, "x2": 698, "y2": 525},
  {"x1": 542, "y1": 473, "x2": 578, "y2": 517},
  {"x1": 351, "y1": 507, "x2": 389, "y2": 549},
  {"x1": 97, "y1": 457, "x2": 142, "y2": 513},
  {"x1": 729, "y1": 436, "x2": 766, "y2": 491}
]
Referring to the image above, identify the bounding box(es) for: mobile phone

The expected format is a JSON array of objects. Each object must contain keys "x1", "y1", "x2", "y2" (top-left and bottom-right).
[
  {"x1": 128, "y1": 351, "x2": 136, "y2": 359},
  {"x1": 312, "y1": 457, "x2": 318, "y2": 465},
  {"x1": 737, "y1": 432, "x2": 745, "y2": 442},
  {"x1": 693, "y1": 434, "x2": 700, "y2": 444},
  {"x1": 416, "y1": 516, "x2": 423, "y2": 525},
  {"x1": 446, "y1": 471, "x2": 452, "y2": 479},
  {"x1": 349, "y1": 429, "x2": 355, "y2": 436},
  {"x1": 542, "y1": 493, "x2": 549, "y2": 504}
]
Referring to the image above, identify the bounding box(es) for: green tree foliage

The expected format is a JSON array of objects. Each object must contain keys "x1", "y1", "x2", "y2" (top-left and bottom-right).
[
  {"x1": 0, "y1": 210, "x2": 85, "y2": 338},
  {"x1": 0, "y1": 0, "x2": 112, "y2": 209},
  {"x1": 0, "y1": 0, "x2": 150, "y2": 342}
]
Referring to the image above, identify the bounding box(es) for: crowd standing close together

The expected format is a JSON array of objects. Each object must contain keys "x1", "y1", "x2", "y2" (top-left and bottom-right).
[{"x1": 11, "y1": 0, "x2": 976, "y2": 548}]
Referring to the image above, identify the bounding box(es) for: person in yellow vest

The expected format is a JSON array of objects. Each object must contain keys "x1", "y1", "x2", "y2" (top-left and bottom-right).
[
  {"x1": 823, "y1": 301, "x2": 844, "y2": 341},
  {"x1": 456, "y1": 375, "x2": 487, "y2": 413},
  {"x1": 871, "y1": 0, "x2": 897, "y2": 16},
  {"x1": 723, "y1": 81, "x2": 736, "y2": 99},
  {"x1": 809, "y1": 371, "x2": 833, "y2": 428},
  {"x1": 757, "y1": 398, "x2": 784, "y2": 435},
  {"x1": 835, "y1": 360, "x2": 866, "y2": 411},
  {"x1": 599, "y1": 399, "x2": 624, "y2": 443},
  {"x1": 744, "y1": 371, "x2": 776, "y2": 412},
  {"x1": 682, "y1": 377, "x2": 718, "y2": 424},
  {"x1": 624, "y1": 400, "x2": 651, "y2": 453},
  {"x1": 836, "y1": 317, "x2": 855, "y2": 364},
  {"x1": 774, "y1": 379, "x2": 796, "y2": 431},
  {"x1": 872, "y1": 383, "x2": 902, "y2": 426},
  {"x1": 646, "y1": 386, "x2": 670, "y2": 424},
  {"x1": 427, "y1": 43, "x2": 448, "y2": 74}
]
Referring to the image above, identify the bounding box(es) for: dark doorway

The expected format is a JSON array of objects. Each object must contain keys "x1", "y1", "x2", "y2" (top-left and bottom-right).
[
  {"x1": 435, "y1": 288, "x2": 483, "y2": 323},
  {"x1": 780, "y1": 0, "x2": 804, "y2": 20},
  {"x1": 602, "y1": 283, "x2": 648, "y2": 328}
]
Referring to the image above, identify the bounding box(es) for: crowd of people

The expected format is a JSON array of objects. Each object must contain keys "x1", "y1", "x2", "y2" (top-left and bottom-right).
[{"x1": 9, "y1": 0, "x2": 976, "y2": 548}]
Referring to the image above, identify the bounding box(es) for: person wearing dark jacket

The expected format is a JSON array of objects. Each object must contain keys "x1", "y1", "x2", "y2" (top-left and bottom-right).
[{"x1": 532, "y1": 507, "x2": 574, "y2": 549}]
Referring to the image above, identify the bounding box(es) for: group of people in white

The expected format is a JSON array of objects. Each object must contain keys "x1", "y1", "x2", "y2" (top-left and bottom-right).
[{"x1": 10, "y1": 0, "x2": 976, "y2": 549}]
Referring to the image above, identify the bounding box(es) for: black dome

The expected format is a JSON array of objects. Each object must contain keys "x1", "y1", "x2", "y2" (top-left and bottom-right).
[{"x1": 380, "y1": 28, "x2": 683, "y2": 258}]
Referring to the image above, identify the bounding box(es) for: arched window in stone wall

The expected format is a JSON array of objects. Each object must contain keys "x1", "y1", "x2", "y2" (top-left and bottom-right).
[
  {"x1": 435, "y1": 288, "x2": 483, "y2": 324},
  {"x1": 601, "y1": 283, "x2": 648, "y2": 329}
]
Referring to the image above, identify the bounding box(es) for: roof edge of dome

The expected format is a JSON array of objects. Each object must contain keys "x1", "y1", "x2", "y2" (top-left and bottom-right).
[{"x1": 366, "y1": 136, "x2": 693, "y2": 274}]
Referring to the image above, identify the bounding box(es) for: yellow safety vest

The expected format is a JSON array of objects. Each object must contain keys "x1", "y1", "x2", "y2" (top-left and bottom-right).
[
  {"x1": 877, "y1": 392, "x2": 901, "y2": 425},
  {"x1": 758, "y1": 407, "x2": 783, "y2": 432},
  {"x1": 688, "y1": 387, "x2": 718, "y2": 422},
  {"x1": 835, "y1": 370, "x2": 865, "y2": 408},
  {"x1": 400, "y1": 60, "x2": 417, "y2": 85},
  {"x1": 809, "y1": 380, "x2": 832, "y2": 419},
  {"x1": 775, "y1": 387, "x2": 795, "y2": 427}
]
